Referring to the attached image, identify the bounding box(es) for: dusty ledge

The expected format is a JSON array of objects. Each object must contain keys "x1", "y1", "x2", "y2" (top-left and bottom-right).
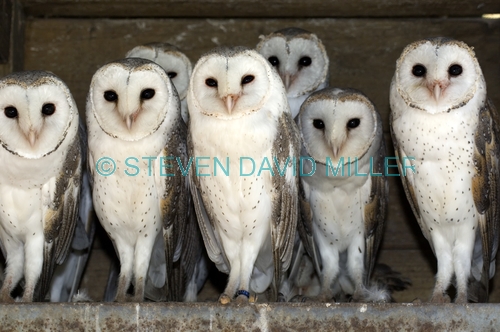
[{"x1": 0, "y1": 302, "x2": 499, "y2": 331}]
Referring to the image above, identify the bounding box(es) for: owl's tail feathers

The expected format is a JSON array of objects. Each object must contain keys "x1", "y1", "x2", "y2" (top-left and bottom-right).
[
  {"x1": 468, "y1": 279, "x2": 488, "y2": 303},
  {"x1": 368, "y1": 263, "x2": 412, "y2": 302},
  {"x1": 103, "y1": 256, "x2": 119, "y2": 302},
  {"x1": 469, "y1": 230, "x2": 495, "y2": 303}
]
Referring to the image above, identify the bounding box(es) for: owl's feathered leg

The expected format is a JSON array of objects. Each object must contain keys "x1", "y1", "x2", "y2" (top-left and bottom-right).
[
  {"x1": 430, "y1": 231, "x2": 453, "y2": 303},
  {"x1": 21, "y1": 235, "x2": 44, "y2": 302},
  {"x1": 317, "y1": 247, "x2": 339, "y2": 302},
  {"x1": 219, "y1": 265, "x2": 239, "y2": 304},
  {"x1": 0, "y1": 239, "x2": 24, "y2": 302},
  {"x1": 452, "y1": 224, "x2": 475, "y2": 303},
  {"x1": 131, "y1": 234, "x2": 157, "y2": 302},
  {"x1": 234, "y1": 244, "x2": 260, "y2": 303},
  {"x1": 347, "y1": 236, "x2": 366, "y2": 302},
  {"x1": 218, "y1": 237, "x2": 240, "y2": 304},
  {"x1": 114, "y1": 240, "x2": 134, "y2": 302}
]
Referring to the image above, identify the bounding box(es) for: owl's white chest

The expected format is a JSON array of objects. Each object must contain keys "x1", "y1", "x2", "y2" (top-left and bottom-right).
[
  {"x1": 190, "y1": 111, "x2": 277, "y2": 252},
  {"x1": 88, "y1": 127, "x2": 166, "y2": 244},
  {"x1": 303, "y1": 161, "x2": 371, "y2": 252},
  {"x1": 0, "y1": 146, "x2": 66, "y2": 188},
  {"x1": 0, "y1": 186, "x2": 45, "y2": 242},
  {"x1": 0, "y1": 149, "x2": 65, "y2": 241},
  {"x1": 392, "y1": 105, "x2": 478, "y2": 229}
]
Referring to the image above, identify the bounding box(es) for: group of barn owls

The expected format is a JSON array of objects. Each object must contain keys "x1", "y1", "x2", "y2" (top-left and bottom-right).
[{"x1": 0, "y1": 26, "x2": 497, "y2": 305}]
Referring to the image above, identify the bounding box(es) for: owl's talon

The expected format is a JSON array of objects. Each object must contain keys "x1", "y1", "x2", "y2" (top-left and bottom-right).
[
  {"x1": 0, "y1": 294, "x2": 14, "y2": 303},
  {"x1": 430, "y1": 292, "x2": 451, "y2": 304},
  {"x1": 235, "y1": 295, "x2": 249, "y2": 303},
  {"x1": 290, "y1": 295, "x2": 309, "y2": 303},
  {"x1": 455, "y1": 293, "x2": 467, "y2": 304},
  {"x1": 219, "y1": 293, "x2": 232, "y2": 304}
]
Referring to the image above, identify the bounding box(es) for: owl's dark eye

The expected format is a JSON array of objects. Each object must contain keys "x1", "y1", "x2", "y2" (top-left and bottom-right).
[
  {"x1": 241, "y1": 75, "x2": 255, "y2": 85},
  {"x1": 299, "y1": 56, "x2": 312, "y2": 67},
  {"x1": 312, "y1": 119, "x2": 325, "y2": 129},
  {"x1": 412, "y1": 64, "x2": 427, "y2": 77},
  {"x1": 4, "y1": 106, "x2": 18, "y2": 118},
  {"x1": 347, "y1": 118, "x2": 360, "y2": 129},
  {"x1": 448, "y1": 64, "x2": 463, "y2": 77},
  {"x1": 141, "y1": 88, "x2": 155, "y2": 100},
  {"x1": 268, "y1": 56, "x2": 279, "y2": 67},
  {"x1": 205, "y1": 78, "x2": 218, "y2": 87},
  {"x1": 167, "y1": 72, "x2": 177, "y2": 79},
  {"x1": 104, "y1": 90, "x2": 118, "y2": 102},
  {"x1": 42, "y1": 103, "x2": 56, "y2": 116}
]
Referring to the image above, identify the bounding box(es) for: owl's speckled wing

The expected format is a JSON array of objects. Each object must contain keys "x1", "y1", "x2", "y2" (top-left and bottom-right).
[
  {"x1": 159, "y1": 119, "x2": 199, "y2": 301},
  {"x1": 38, "y1": 132, "x2": 81, "y2": 301},
  {"x1": 363, "y1": 140, "x2": 388, "y2": 284},
  {"x1": 469, "y1": 99, "x2": 500, "y2": 302},
  {"x1": 297, "y1": 179, "x2": 321, "y2": 275},
  {"x1": 269, "y1": 111, "x2": 300, "y2": 300},
  {"x1": 187, "y1": 132, "x2": 230, "y2": 274},
  {"x1": 49, "y1": 123, "x2": 95, "y2": 302}
]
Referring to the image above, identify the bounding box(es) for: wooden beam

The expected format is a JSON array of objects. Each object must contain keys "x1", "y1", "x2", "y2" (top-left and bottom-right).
[
  {"x1": 0, "y1": 0, "x2": 24, "y2": 76},
  {"x1": 0, "y1": 0, "x2": 13, "y2": 64},
  {"x1": 18, "y1": 0, "x2": 500, "y2": 19}
]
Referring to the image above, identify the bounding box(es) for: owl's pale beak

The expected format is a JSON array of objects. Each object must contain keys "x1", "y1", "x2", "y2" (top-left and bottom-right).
[
  {"x1": 428, "y1": 80, "x2": 449, "y2": 101},
  {"x1": 223, "y1": 94, "x2": 238, "y2": 114},
  {"x1": 330, "y1": 134, "x2": 347, "y2": 159},
  {"x1": 125, "y1": 110, "x2": 140, "y2": 130},
  {"x1": 284, "y1": 74, "x2": 291, "y2": 90},
  {"x1": 433, "y1": 84, "x2": 441, "y2": 101},
  {"x1": 279, "y1": 72, "x2": 294, "y2": 90},
  {"x1": 126, "y1": 116, "x2": 133, "y2": 130},
  {"x1": 28, "y1": 130, "x2": 37, "y2": 147},
  {"x1": 332, "y1": 146, "x2": 340, "y2": 158}
]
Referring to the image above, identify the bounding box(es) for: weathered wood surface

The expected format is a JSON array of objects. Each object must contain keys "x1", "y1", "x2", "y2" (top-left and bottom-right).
[
  {"x1": 17, "y1": 0, "x2": 500, "y2": 19},
  {"x1": 0, "y1": 0, "x2": 23, "y2": 75},
  {"x1": 0, "y1": 0, "x2": 12, "y2": 64}
]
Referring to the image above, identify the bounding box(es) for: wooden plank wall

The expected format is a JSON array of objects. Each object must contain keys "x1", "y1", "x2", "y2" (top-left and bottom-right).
[
  {"x1": 6, "y1": 0, "x2": 500, "y2": 302},
  {"x1": 0, "y1": 0, "x2": 12, "y2": 63},
  {"x1": 0, "y1": 0, "x2": 23, "y2": 76},
  {"x1": 16, "y1": 0, "x2": 500, "y2": 18}
]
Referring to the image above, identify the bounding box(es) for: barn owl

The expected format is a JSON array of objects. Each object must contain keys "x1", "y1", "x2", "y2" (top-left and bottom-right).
[
  {"x1": 297, "y1": 87, "x2": 388, "y2": 302},
  {"x1": 86, "y1": 58, "x2": 199, "y2": 302},
  {"x1": 256, "y1": 27, "x2": 329, "y2": 119},
  {"x1": 390, "y1": 37, "x2": 500, "y2": 303},
  {"x1": 0, "y1": 71, "x2": 82, "y2": 302},
  {"x1": 126, "y1": 43, "x2": 192, "y2": 124},
  {"x1": 187, "y1": 46, "x2": 300, "y2": 303}
]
